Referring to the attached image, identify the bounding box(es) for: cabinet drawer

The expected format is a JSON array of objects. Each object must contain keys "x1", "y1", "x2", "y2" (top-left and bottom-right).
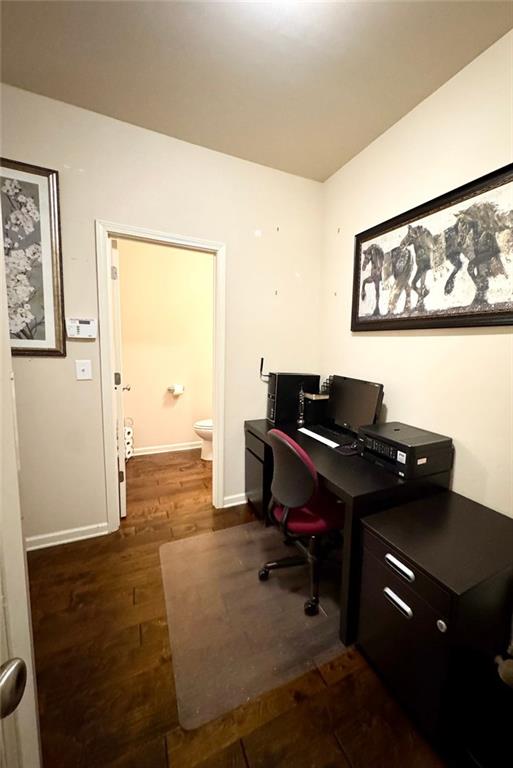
[
  {"x1": 363, "y1": 528, "x2": 451, "y2": 617},
  {"x1": 358, "y1": 548, "x2": 450, "y2": 737},
  {"x1": 245, "y1": 430, "x2": 266, "y2": 461},
  {"x1": 245, "y1": 448, "x2": 265, "y2": 518}
]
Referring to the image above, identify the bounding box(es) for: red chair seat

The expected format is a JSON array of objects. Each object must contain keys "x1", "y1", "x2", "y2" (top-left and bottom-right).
[{"x1": 273, "y1": 490, "x2": 344, "y2": 535}]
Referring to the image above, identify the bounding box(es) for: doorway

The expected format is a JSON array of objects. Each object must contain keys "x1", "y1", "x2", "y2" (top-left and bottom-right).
[{"x1": 96, "y1": 222, "x2": 226, "y2": 533}]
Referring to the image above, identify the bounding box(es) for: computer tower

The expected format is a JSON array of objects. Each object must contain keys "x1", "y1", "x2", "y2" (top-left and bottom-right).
[{"x1": 267, "y1": 372, "x2": 320, "y2": 425}]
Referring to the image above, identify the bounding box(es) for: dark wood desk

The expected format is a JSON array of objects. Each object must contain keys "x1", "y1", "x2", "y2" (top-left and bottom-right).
[{"x1": 244, "y1": 419, "x2": 451, "y2": 644}]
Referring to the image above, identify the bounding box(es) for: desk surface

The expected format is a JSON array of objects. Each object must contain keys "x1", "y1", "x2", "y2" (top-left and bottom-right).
[{"x1": 246, "y1": 419, "x2": 424, "y2": 506}]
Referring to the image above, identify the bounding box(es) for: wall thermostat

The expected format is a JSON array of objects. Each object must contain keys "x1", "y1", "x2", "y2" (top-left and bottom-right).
[{"x1": 66, "y1": 318, "x2": 97, "y2": 339}]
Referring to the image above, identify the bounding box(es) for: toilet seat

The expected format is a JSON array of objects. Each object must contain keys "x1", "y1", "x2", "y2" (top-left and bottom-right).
[{"x1": 194, "y1": 418, "x2": 213, "y2": 431}]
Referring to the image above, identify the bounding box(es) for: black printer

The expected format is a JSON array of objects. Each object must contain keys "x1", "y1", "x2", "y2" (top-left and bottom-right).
[{"x1": 358, "y1": 421, "x2": 454, "y2": 480}]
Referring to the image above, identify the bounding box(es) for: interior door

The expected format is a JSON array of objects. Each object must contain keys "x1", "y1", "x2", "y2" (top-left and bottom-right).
[
  {"x1": 0, "y1": 258, "x2": 41, "y2": 766},
  {"x1": 0, "y1": 571, "x2": 23, "y2": 768},
  {"x1": 109, "y1": 238, "x2": 127, "y2": 519}
]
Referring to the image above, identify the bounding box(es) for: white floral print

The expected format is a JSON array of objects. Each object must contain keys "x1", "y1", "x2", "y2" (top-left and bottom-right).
[{"x1": 2, "y1": 175, "x2": 44, "y2": 337}]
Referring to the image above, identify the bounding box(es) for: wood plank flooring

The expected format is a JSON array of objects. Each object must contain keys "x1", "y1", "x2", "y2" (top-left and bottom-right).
[{"x1": 28, "y1": 450, "x2": 445, "y2": 768}]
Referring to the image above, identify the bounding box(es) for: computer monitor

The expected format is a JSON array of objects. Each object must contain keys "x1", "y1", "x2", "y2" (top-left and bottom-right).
[{"x1": 328, "y1": 375, "x2": 384, "y2": 434}]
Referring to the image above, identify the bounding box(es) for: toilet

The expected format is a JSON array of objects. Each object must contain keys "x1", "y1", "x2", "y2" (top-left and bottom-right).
[{"x1": 193, "y1": 418, "x2": 213, "y2": 461}]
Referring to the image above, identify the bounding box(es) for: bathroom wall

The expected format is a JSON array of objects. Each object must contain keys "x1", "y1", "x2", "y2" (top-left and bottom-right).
[
  {"x1": 118, "y1": 238, "x2": 213, "y2": 452},
  {"x1": 1, "y1": 83, "x2": 323, "y2": 546},
  {"x1": 321, "y1": 31, "x2": 513, "y2": 517}
]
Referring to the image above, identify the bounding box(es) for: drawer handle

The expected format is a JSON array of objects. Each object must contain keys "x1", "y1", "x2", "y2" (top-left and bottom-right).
[
  {"x1": 383, "y1": 587, "x2": 413, "y2": 619},
  {"x1": 385, "y1": 553, "x2": 415, "y2": 583}
]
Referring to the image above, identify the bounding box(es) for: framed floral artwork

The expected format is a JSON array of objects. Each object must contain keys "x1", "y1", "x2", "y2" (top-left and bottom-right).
[{"x1": 1, "y1": 158, "x2": 65, "y2": 356}]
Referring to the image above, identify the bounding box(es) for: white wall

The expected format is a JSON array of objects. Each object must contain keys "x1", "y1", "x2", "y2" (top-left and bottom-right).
[
  {"x1": 118, "y1": 238, "x2": 214, "y2": 451},
  {"x1": 1, "y1": 84, "x2": 323, "y2": 543},
  {"x1": 321, "y1": 32, "x2": 513, "y2": 517}
]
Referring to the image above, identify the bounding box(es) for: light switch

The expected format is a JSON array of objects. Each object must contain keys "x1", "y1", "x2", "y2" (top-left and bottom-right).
[{"x1": 75, "y1": 359, "x2": 92, "y2": 380}]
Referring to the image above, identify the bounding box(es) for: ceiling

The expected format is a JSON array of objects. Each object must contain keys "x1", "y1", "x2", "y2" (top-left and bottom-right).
[{"x1": 1, "y1": 1, "x2": 512, "y2": 181}]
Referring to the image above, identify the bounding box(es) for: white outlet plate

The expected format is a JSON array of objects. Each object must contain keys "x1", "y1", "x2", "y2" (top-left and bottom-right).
[{"x1": 75, "y1": 359, "x2": 92, "y2": 380}]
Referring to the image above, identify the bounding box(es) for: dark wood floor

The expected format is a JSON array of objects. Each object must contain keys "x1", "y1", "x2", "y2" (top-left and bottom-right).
[{"x1": 28, "y1": 450, "x2": 444, "y2": 768}]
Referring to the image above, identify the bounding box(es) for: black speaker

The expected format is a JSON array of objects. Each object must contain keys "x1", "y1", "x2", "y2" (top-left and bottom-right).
[{"x1": 304, "y1": 394, "x2": 329, "y2": 425}]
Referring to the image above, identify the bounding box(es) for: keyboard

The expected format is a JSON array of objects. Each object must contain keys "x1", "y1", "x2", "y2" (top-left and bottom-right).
[
  {"x1": 298, "y1": 425, "x2": 360, "y2": 455},
  {"x1": 307, "y1": 424, "x2": 354, "y2": 446},
  {"x1": 297, "y1": 427, "x2": 338, "y2": 448}
]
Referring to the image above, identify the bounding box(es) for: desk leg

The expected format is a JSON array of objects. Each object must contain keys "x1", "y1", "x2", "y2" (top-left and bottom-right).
[{"x1": 339, "y1": 503, "x2": 361, "y2": 646}]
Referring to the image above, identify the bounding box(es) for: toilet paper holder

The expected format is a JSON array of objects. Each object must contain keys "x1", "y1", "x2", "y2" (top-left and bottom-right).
[{"x1": 167, "y1": 384, "x2": 184, "y2": 396}]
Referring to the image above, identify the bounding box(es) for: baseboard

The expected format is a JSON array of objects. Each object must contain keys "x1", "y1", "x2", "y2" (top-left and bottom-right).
[
  {"x1": 223, "y1": 493, "x2": 247, "y2": 508},
  {"x1": 133, "y1": 441, "x2": 202, "y2": 457},
  {"x1": 25, "y1": 522, "x2": 110, "y2": 551},
  {"x1": 25, "y1": 495, "x2": 246, "y2": 549}
]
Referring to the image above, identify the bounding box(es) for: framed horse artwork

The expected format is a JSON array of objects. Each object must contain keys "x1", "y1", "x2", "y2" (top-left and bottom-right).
[{"x1": 351, "y1": 164, "x2": 513, "y2": 331}]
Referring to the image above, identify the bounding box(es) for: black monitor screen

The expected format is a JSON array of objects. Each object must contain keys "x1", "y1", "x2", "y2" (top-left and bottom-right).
[{"x1": 328, "y1": 376, "x2": 383, "y2": 434}]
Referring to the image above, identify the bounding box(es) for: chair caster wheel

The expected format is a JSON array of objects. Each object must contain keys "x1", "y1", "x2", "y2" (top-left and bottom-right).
[
  {"x1": 304, "y1": 599, "x2": 319, "y2": 616},
  {"x1": 258, "y1": 568, "x2": 270, "y2": 582}
]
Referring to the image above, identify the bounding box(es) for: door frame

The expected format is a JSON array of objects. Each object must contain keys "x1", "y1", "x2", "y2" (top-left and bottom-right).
[{"x1": 96, "y1": 220, "x2": 226, "y2": 532}]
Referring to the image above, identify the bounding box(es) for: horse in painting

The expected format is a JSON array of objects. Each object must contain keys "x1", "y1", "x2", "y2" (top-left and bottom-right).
[
  {"x1": 400, "y1": 224, "x2": 434, "y2": 311},
  {"x1": 443, "y1": 202, "x2": 506, "y2": 305},
  {"x1": 388, "y1": 246, "x2": 413, "y2": 314},
  {"x1": 361, "y1": 244, "x2": 385, "y2": 316}
]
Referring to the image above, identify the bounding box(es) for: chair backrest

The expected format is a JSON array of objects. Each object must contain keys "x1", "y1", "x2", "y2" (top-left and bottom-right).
[{"x1": 268, "y1": 429, "x2": 318, "y2": 509}]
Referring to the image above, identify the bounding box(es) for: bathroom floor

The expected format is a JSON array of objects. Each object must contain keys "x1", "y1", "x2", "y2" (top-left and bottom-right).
[{"x1": 124, "y1": 448, "x2": 247, "y2": 537}]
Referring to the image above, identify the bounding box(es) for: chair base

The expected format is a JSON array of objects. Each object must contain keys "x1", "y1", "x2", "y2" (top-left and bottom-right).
[
  {"x1": 304, "y1": 598, "x2": 319, "y2": 616},
  {"x1": 259, "y1": 555, "x2": 305, "y2": 578},
  {"x1": 259, "y1": 536, "x2": 323, "y2": 616}
]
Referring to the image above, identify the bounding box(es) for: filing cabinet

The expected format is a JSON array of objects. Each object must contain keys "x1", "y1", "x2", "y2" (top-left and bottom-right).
[{"x1": 357, "y1": 492, "x2": 513, "y2": 766}]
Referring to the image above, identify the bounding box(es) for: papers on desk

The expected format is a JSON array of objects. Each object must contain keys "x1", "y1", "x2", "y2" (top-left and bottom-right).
[{"x1": 298, "y1": 427, "x2": 339, "y2": 449}]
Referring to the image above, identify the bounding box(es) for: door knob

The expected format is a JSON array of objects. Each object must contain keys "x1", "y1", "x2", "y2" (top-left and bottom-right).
[
  {"x1": 0, "y1": 658, "x2": 27, "y2": 719},
  {"x1": 122, "y1": 385, "x2": 131, "y2": 391}
]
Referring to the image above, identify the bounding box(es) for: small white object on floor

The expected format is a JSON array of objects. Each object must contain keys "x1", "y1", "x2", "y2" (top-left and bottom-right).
[{"x1": 124, "y1": 424, "x2": 134, "y2": 460}]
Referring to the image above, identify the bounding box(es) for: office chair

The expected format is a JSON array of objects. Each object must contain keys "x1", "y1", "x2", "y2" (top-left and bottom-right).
[{"x1": 258, "y1": 429, "x2": 344, "y2": 616}]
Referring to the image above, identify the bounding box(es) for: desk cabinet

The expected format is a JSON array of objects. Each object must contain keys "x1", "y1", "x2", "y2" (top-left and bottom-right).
[
  {"x1": 359, "y1": 530, "x2": 450, "y2": 738},
  {"x1": 244, "y1": 426, "x2": 272, "y2": 519},
  {"x1": 358, "y1": 493, "x2": 513, "y2": 766}
]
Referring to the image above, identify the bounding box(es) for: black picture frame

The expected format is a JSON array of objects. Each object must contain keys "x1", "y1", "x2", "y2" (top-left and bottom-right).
[
  {"x1": 351, "y1": 164, "x2": 513, "y2": 332},
  {"x1": 1, "y1": 158, "x2": 66, "y2": 356}
]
